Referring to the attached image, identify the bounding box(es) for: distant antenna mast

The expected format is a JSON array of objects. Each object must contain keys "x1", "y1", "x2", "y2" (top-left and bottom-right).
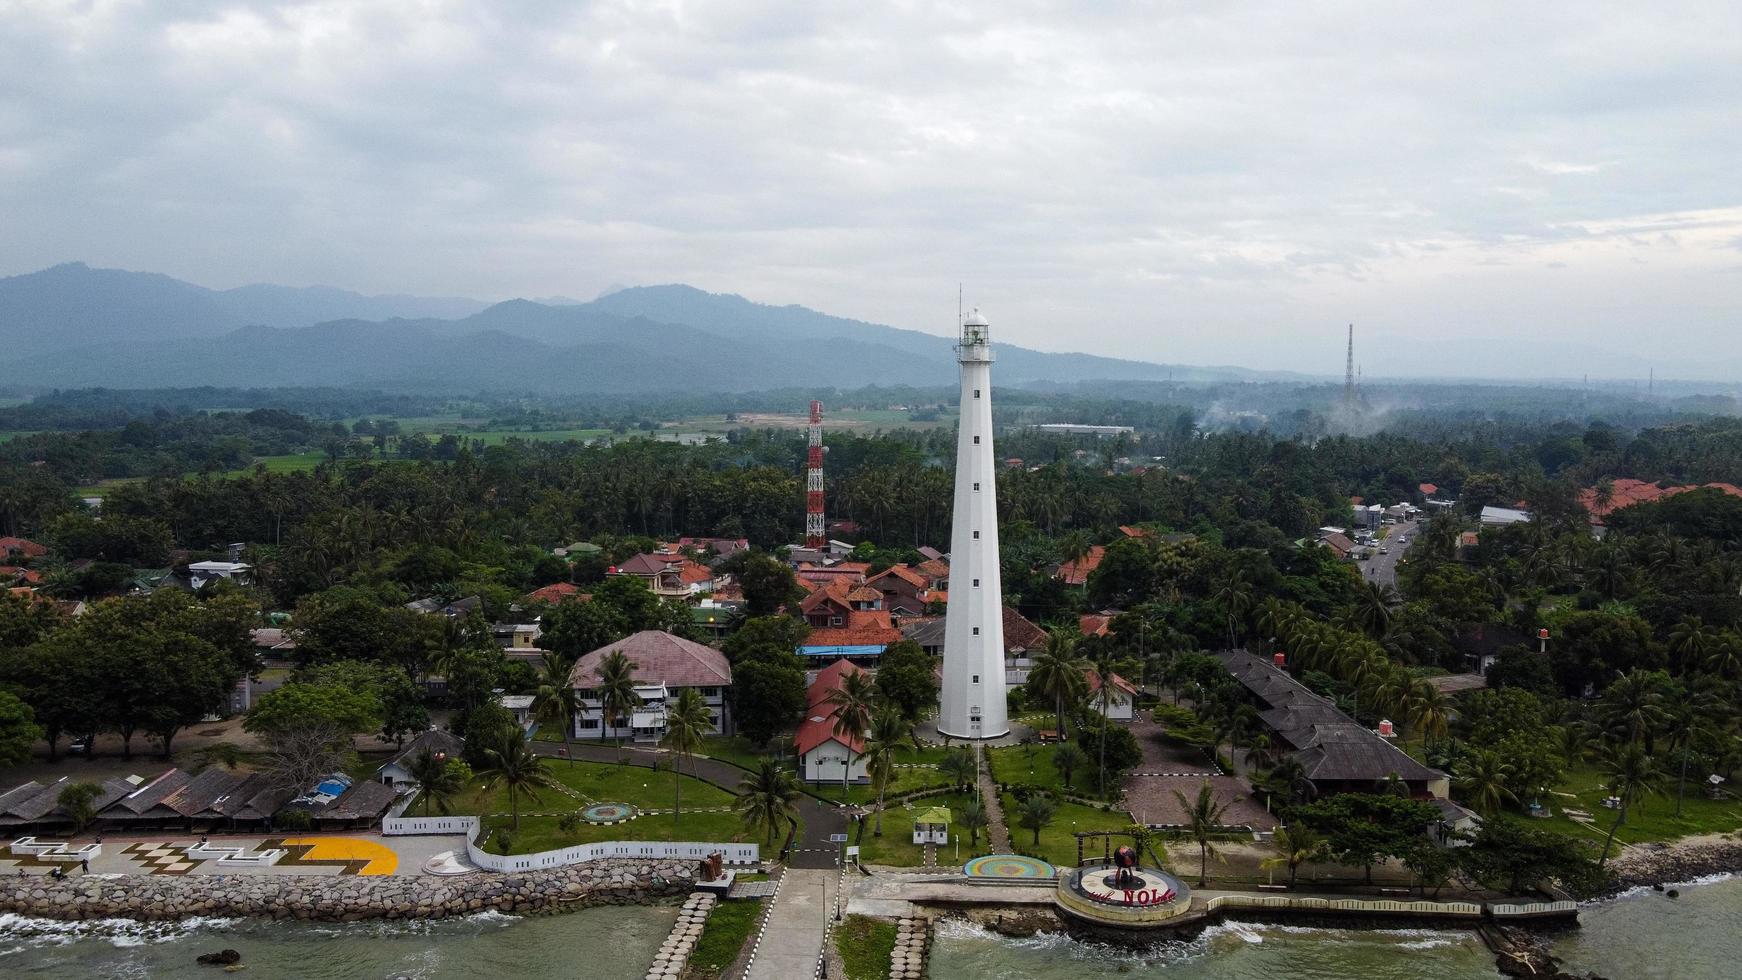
[
  {"x1": 958, "y1": 283, "x2": 963, "y2": 331},
  {"x1": 1343, "y1": 324, "x2": 1357, "y2": 413},
  {"x1": 805, "y1": 400, "x2": 825, "y2": 549}
]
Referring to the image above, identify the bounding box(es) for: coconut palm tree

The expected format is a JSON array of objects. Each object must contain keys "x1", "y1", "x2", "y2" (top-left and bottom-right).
[
  {"x1": 826, "y1": 669, "x2": 876, "y2": 796},
  {"x1": 959, "y1": 796, "x2": 989, "y2": 849},
  {"x1": 1597, "y1": 669, "x2": 1669, "y2": 750},
  {"x1": 941, "y1": 747, "x2": 978, "y2": 792},
  {"x1": 1352, "y1": 580, "x2": 1400, "y2": 638},
  {"x1": 1261, "y1": 824, "x2": 1326, "y2": 889},
  {"x1": 863, "y1": 708, "x2": 916, "y2": 836},
  {"x1": 594, "y1": 649, "x2": 642, "y2": 754},
  {"x1": 475, "y1": 732, "x2": 558, "y2": 832},
  {"x1": 1174, "y1": 781, "x2": 1230, "y2": 887},
  {"x1": 1598, "y1": 743, "x2": 1664, "y2": 867},
  {"x1": 1050, "y1": 742, "x2": 1088, "y2": 792},
  {"x1": 661, "y1": 687, "x2": 713, "y2": 830},
  {"x1": 405, "y1": 747, "x2": 468, "y2": 816},
  {"x1": 1086, "y1": 644, "x2": 1139, "y2": 793},
  {"x1": 1212, "y1": 571, "x2": 1253, "y2": 649},
  {"x1": 532, "y1": 650, "x2": 580, "y2": 765},
  {"x1": 736, "y1": 760, "x2": 802, "y2": 851},
  {"x1": 1028, "y1": 629, "x2": 1089, "y2": 736}
]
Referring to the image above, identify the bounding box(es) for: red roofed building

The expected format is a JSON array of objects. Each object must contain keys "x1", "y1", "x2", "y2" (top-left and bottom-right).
[
  {"x1": 0, "y1": 538, "x2": 46, "y2": 559},
  {"x1": 1056, "y1": 545, "x2": 1105, "y2": 587},
  {"x1": 914, "y1": 558, "x2": 950, "y2": 590},
  {"x1": 799, "y1": 610, "x2": 903, "y2": 663},
  {"x1": 611, "y1": 553, "x2": 715, "y2": 599},
  {"x1": 0, "y1": 566, "x2": 42, "y2": 585},
  {"x1": 796, "y1": 561, "x2": 871, "y2": 588},
  {"x1": 525, "y1": 582, "x2": 587, "y2": 604},
  {"x1": 795, "y1": 659, "x2": 870, "y2": 784},
  {"x1": 866, "y1": 564, "x2": 932, "y2": 617},
  {"x1": 1118, "y1": 525, "x2": 1149, "y2": 539},
  {"x1": 1578, "y1": 478, "x2": 1742, "y2": 522},
  {"x1": 1418, "y1": 483, "x2": 1439, "y2": 497},
  {"x1": 1086, "y1": 669, "x2": 1138, "y2": 721},
  {"x1": 568, "y1": 631, "x2": 732, "y2": 741},
  {"x1": 1079, "y1": 614, "x2": 1113, "y2": 637}
]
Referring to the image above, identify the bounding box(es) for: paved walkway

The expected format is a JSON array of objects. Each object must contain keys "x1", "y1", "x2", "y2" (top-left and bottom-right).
[
  {"x1": 975, "y1": 746, "x2": 1012, "y2": 852},
  {"x1": 746, "y1": 867, "x2": 834, "y2": 980}
]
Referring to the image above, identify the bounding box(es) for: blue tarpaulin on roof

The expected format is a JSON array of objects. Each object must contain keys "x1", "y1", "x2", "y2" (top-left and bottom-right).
[{"x1": 798, "y1": 645, "x2": 886, "y2": 657}]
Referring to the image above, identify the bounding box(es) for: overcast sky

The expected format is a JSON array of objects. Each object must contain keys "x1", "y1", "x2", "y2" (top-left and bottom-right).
[{"x1": 4, "y1": 2, "x2": 1740, "y2": 380}]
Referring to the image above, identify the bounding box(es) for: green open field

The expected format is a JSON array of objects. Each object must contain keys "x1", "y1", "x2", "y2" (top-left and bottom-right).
[
  {"x1": 670, "y1": 407, "x2": 956, "y2": 435},
  {"x1": 1001, "y1": 792, "x2": 1140, "y2": 868},
  {"x1": 1512, "y1": 762, "x2": 1742, "y2": 856},
  {"x1": 836, "y1": 915, "x2": 899, "y2": 980},
  {"x1": 689, "y1": 897, "x2": 763, "y2": 978},
  {"x1": 854, "y1": 791, "x2": 984, "y2": 867}
]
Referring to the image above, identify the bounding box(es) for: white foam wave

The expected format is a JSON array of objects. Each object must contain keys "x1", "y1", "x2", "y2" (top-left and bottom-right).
[
  {"x1": 1595, "y1": 870, "x2": 1737, "y2": 906},
  {"x1": 0, "y1": 913, "x2": 241, "y2": 953}
]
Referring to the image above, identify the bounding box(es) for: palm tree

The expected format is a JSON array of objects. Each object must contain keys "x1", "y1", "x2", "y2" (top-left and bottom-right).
[
  {"x1": 959, "y1": 796, "x2": 989, "y2": 849},
  {"x1": 476, "y1": 732, "x2": 558, "y2": 832},
  {"x1": 1598, "y1": 743, "x2": 1664, "y2": 867},
  {"x1": 826, "y1": 670, "x2": 876, "y2": 795},
  {"x1": 1261, "y1": 824, "x2": 1326, "y2": 889},
  {"x1": 405, "y1": 747, "x2": 467, "y2": 816},
  {"x1": 594, "y1": 650, "x2": 642, "y2": 754},
  {"x1": 1597, "y1": 669, "x2": 1669, "y2": 750},
  {"x1": 1352, "y1": 580, "x2": 1400, "y2": 638},
  {"x1": 736, "y1": 760, "x2": 803, "y2": 850},
  {"x1": 1661, "y1": 693, "x2": 1710, "y2": 819},
  {"x1": 532, "y1": 650, "x2": 580, "y2": 766},
  {"x1": 1051, "y1": 742, "x2": 1088, "y2": 792},
  {"x1": 1086, "y1": 644, "x2": 1138, "y2": 793},
  {"x1": 1668, "y1": 617, "x2": 1713, "y2": 675},
  {"x1": 1261, "y1": 758, "x2": 1316, "y2": 808},
  {"x1": 1015, "y1": 792, "x2": 1057, "y2": 847},
  {"x1": 1405, "y1": 679, "x2": 1450, "y2": 750},
  {"x1": 941, "y1": 746, "x2": 978, "y2": 792},
  {"x1": 1213, "y1": 571, "x2": 1253, "y2": 649},
  {"x1": 863, "y1": 708, "x2": 916, "y2": 836},
  {"x1": 1174, "y1": 781, "x2": 1230, "y2": 887},
  {"x1": 1449, "y1": 751, "x2": 1519, "y2": 821},
  {"x1": 661, "y1": 687, "x2": 713, "y2": 830},
  {"x1": 1028, "y1": 629, "x2": 1088, "y2": 737}
]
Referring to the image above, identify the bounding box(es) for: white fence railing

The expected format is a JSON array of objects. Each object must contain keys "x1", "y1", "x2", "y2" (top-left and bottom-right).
[
  {"x1": 1490, "y1": 901, "x2": 1578, "y2": 917},
  {"x1": 1204, "y1": 894, "x2": 1482, "y2": 917},
  {"x1": 380, "y1": 814, "x2": 757, "y2": 873}
]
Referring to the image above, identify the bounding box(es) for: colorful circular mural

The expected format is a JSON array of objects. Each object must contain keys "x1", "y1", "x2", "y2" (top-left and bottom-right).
[
  {"x1": 581, "y1": 802, "x2": 638, "y2": 824},
  {"x1": 963, "y1": 854, "x2": 1056, "y2": 879}
]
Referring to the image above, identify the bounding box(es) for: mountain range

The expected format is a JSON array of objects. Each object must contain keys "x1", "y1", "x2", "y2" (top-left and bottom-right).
[{"x1": 0, "y1": 263, "x2": 1278, "y2": 394}]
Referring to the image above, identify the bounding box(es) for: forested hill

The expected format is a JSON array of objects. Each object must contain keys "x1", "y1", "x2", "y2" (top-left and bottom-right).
[{"x1": 0, "y1": 264, "x2": 1275, "y2": 395}]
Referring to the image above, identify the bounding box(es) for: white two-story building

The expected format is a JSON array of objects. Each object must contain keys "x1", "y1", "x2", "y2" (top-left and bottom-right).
[{"x1": 568, "y1": 631, "x2": 733, "y2": 742}]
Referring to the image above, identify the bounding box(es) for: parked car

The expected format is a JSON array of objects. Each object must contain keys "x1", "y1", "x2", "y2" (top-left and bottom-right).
[{"x1": 68, "y1": 737, "x2": 91, "y2": 755}]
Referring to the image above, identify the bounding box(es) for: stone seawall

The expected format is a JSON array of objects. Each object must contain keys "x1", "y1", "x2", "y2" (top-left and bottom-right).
[{"x1": 0, "y1": 859, "x2": 695, "y2": 923}]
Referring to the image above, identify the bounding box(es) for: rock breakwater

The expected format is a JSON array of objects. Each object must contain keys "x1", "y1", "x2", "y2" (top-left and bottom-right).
[
  {"x1": 0, "y1": 859, "x2": 694, "y2": 923},
  {"x1": 1606, "y1": 833, "x2": 1742, "y2": 893}
]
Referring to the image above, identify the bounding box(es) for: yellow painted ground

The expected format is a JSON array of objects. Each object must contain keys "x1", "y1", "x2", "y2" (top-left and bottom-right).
[{"x1": 280, "y1": 836, "x2": 400, "y2": 876}]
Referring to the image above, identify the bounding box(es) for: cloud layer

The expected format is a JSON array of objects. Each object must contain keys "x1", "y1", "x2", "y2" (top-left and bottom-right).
[{"x1": 4, "y1": 1, "x2": 1740, "y2": 379}]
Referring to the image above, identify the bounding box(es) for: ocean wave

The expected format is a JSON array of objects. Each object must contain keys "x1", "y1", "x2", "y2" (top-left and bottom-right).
[
  {"x1": 933, "y1": 917, "x2": 1210, "y2": 966},
  {"x1": 1594, "y1": 870, "x2": 1737, "y2": 905},
  {"x1": 0, "y1": 913, "x2": 241, "y2": 953}
]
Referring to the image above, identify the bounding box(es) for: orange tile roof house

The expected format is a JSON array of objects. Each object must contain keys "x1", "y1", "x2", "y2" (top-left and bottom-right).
[
  {"x1": 568, "y1": 631, "x2": 732, "y2": 741},
  {"x1": 1086, "y1": 669, "x2": 1138, "y2": 720},
  {"x1": 866, "y1": 564, "x2": 933, "y2": 617},
  {"x1": 1055, "y1": 545, "x2": 1106, "y2": 586},
  {"x1": 525, "y1": 582, "x2": 587, "y2": 604},
  {"x1": 795, "y1": 659, "x2": 870, "y2": 784},
  {"x1": 1578, "y1": 478, "x2": 1742, "y2": 522},
  {"x1": 611, "y1": 553, "x2": 715, "y2": 599},
  {"x1": 0, "y1": 537, "x2": 47, "y2": 559}
]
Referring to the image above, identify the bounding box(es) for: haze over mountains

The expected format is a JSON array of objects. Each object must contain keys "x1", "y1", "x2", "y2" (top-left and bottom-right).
[{"x1": 1, "y1": 263, "x2": 1276, "y2": 395}]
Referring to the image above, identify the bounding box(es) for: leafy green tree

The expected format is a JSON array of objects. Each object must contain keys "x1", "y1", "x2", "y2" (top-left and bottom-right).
[
  {"x1": 1454, "y1": 748, "x2": 1516, "y2": 816},
  {"x1": 540, "y1": 598, "x2": 630, "y2": 660},
  {"x1": 740, "y1": 552, "x2": 804, "y2": 617},
  {"x1": 1459, "y1": 819, "x2": 1606, "y2": 895},
  {"x1": 1295, "y1": 793, "x2": 1442, "y2": 884},
  {"x1": 1073, "y1": 719, "x2": 1142, "y2": 794},
  {"x1": 0, "y1": 690, "x2": 42, "y2": 767},
  {"x1": 0, "y1": 642, "x2": 92, "y2": 760},
  {"x1": 959, "y1": 796, "x2": 989, "y2": 849},
  {"x1": 731, "y1": 652, "x2": 808, "y2": 746},
  {"x1": 461, "y1": 700, "x2": 518, "y2": 764},
  {"x1": 57, "y1": 782, "x2": 104, "y2": 834},
  {"x1": 873, "y1": 640, "x2": 938, "y2": 721},
  {"x1": 1599, "y1": 743, "x2": 1664, "y2": 867},
  {"x1": 721, "y1": 615, "x2": 811, "y2": 664},
  {"x1": 1026, "y1": 629, "x2": 1088, "y2": 737},
  {"x1": 736, "y1": 760, "x2": 802, "y2": 849},
  {"x1": 661, "y1": 687, "x2": 713, "y2": 829},
  {"x1": 940, "y1": 747, "x2": 978, "y2": 792},
  {"x1": 246, "y1": 680, "x2": 382, "y2": 794}
]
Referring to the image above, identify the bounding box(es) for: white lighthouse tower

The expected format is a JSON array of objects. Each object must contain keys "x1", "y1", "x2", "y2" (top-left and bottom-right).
[{"x1": 938, "y1": 308, "x2": 1010, "y2": 740}]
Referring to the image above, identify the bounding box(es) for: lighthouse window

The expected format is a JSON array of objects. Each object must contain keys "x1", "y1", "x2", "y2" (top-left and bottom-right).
[
  {"x1": 973, "y1": 482, "x2": 980, "y2": 491},
  {"x1": 972, "y1": 579, "x2": 980, "y2": 587},
  {"x1": 974, "y1": 389, "x2": 981, "y2": 398},
  {"x1": 973, "y1": 435, "x2": 980, "y2": 444},
  {"x1": 972, "y1": 627, "x2": 980, "y2": 635},
  {"x1": 972, "y1": 674, "x2": 979, "y2": 684},
  {"x1": 973, "y1": 530, "x2": 980, "y2": 539}
]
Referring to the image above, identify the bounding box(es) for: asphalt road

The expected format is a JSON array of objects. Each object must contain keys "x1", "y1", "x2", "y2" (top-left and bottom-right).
[{"x1": 1358, "y1": 519, "x2": 1419, "y2": 588}]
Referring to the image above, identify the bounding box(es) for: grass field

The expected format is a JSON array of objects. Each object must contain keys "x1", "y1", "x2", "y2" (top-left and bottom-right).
[
  {"x1": 836, "y1": 915, "x2": 899, "y2": 980},
  {"x1": 855, "y1": 791, "x2": 984, "y2": 867},
  {"x1": 1001, "y1": 792, "x2": 1138, "y2": 868},
  {"x1": 988, "y1": 742, "x2": 1099, "y2": 796},
  {"x1": 1517, "y1": 762, "x2": 1742, "y2": 856},
  {"x1": 688, "y1": 897, "x2": 763, "y2": 978},
  {"x1": 670, "y1": 407, "x2": 955, "y2": 434},
  {"x1": 457, "y1": 758, "x2": 748, "y2": 854}
]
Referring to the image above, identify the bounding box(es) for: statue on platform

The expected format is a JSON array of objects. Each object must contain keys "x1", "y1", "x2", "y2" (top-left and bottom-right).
[{"x1": 1112, "y1": 845, "x2": 1140, "y2": 888}]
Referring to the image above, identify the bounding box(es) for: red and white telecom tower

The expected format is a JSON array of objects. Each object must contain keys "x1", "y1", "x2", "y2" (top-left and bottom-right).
[{"x1": 805, "y1": 400, "x2": 825, "y2": 548}]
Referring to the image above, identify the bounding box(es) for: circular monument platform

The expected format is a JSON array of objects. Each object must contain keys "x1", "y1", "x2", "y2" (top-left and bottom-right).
[
  {"x1": 963, "y1": 854, "x2": 1055, "y2": 879},
  {"x1": 581, "y1": 802, "x2": 638, "y2": 824},
  {"x1": 1054, "y1": 864, "x2": 1193, "y2": 927}
]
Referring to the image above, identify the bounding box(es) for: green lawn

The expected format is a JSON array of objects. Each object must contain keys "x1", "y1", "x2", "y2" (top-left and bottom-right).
[
  {"x1": 836, "y1": 915, "x2": 899, "y2": 980},
  {"x1": 480, "y1": 806, "x2": 752, "y2": 855},
  {"x1": 855, "y1": 792, "x2": 987, "y2": 867},
  {"x1": 699, "y1": 735, "x2": 786, "y2": 773},
  {"x1": 1517, "y1": 762, "x2": 1742, "y2": 855},
  {"x1": 988, "y1": 742, "x2": 1097, "y2": 796},
  {"x1": 1001, "y1": 793, "x2": 1138, "y2": 868},
  {"x1": 689, "y1": 898, "x2": 763, "y2": 978},
  {"x1": 808, "y1": 765, "x2": 958, "y2": 805},
  {"x1": 220, "y1": 451, "x2": 328, "y2": 477}
]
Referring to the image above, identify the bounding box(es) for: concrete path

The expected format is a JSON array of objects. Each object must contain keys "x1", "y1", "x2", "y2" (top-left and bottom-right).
[
  {"x1": 975, "y1": 746, "x2": 1012, "y2": 852},
  {"x1": 746, "y1": 867, "x2": 835, "y2": 980}
]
